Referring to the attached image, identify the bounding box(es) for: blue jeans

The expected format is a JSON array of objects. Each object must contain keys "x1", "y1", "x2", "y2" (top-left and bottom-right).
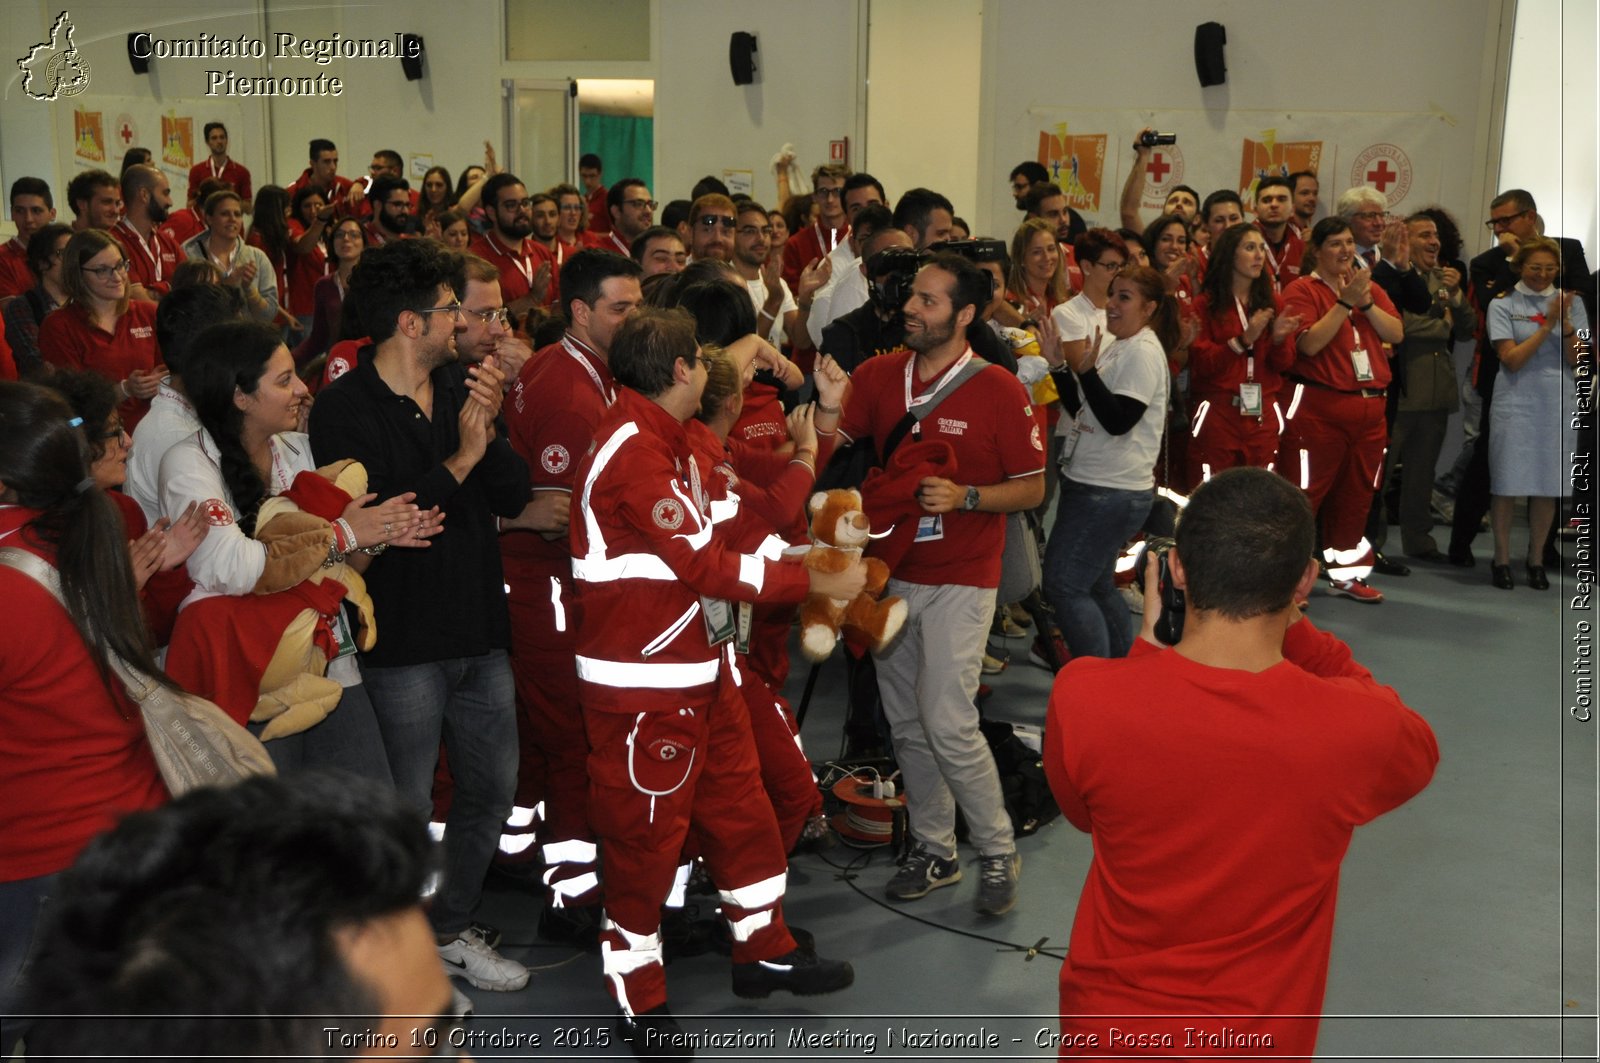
[
  {"x1": 1043, "y1": 478, "x2": 1153, "y2": 659},
  {"x1": 362, "y1": 652, "x2": 517, "y2": 936},
  {"x1": 247, "y1": 682, "x2": 393, "y2": 786},
  {"x1": 1, "y1": 872, "x2": 56, "y2": 1035}
]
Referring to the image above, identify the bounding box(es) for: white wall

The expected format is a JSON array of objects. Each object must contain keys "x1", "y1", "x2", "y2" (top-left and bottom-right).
[
  {"x1": 654, "y1": 0, "x2": 862, "y2": 209},
  {"x1": 864, "y1": 0, "x2": 982, "y2": 226},
  {"x1": 974, "y1": 0, "x2": 1509, "y2": 240},
  {"x1": 1498, "y1": 0, "x2": 1597, "y2": 265}
]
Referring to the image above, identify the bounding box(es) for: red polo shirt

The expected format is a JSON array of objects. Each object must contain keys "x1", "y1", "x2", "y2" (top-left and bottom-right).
[
  {"x1": 185, "y1": 157, "x2": 253, "y2": 205},
  {"x1": 781, "y1": 221, "x2": 848, "y2": 290},
  {"x1": 470, "y1": 231, "x2": 546, "y2": 307},
  {"x1": 158, "y1": 208, "x2": 206, "y2": 249},
  {"x1": 1282, "y1": 273, "x2": 1397, "y2": 392},
  {"x1": 285, "y1": 170, "x2": 357, "y2": 218},
  {"x1": 282, "y1": 219, "x2": 329, "y2": 318},
  {"x1": 503, "y1": 335, "x2": 614, "y2": 572},
  {"x1": 1259, "y1": 223, "x2": 1307, "y2": 293},
  {"x1": 586, "y1": 186, "x2": 610, "y2": 235},
  {"x1": 112, "y1": 220, "x2": 181, "y2": 298},
  {"x1": 1188, "y1": 292, "x2": 1296, "y2": 398},
  {"x1": 837, "y1": 348, "x2": 1045, "y2": 588},
  {"x1": 0, "y1": 238, "x2": 32, "y2": 299},
  {"x1": 38, "y1": 300, "x2": 162, "y2": 429},
  {"x1": 731, "y1": 380, "x2": 788, "y2": 450}
]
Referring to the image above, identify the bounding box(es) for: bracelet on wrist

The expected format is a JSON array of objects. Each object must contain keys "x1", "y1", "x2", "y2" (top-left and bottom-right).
[
  {"x1": 1336, "y1": 299, "x2": 1354, "y2": 310},
  {"x1": 321, "y1": 537, "x2": 345, "y2": 569},
  {"x1": 817, "y1": 402, "x2": 841, "y2": 414},
  {"x1": 1357, "y1": 302, "x2": 1374, "y2": 312},
  {"x1": 334, "y1": 517, "x2": 357, "y2": 552},
  {"x1": 361, "y1": 542, "x2": 388, "y2": 557}
]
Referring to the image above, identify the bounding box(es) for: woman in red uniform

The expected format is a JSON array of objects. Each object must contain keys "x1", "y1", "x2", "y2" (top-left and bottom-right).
[
  {"x1": 1277, "y1": 217, "x2": 1404, "y2": 603},
  {"x1": 1188, "y1": 223, "x2": 1302, "y2": 485},
  {"x1": 38, "y1": 229, "x2": 161, "y2": 431},
  {"x1": 0, "y1": 382, "x2": 169, "y2": 1017}
]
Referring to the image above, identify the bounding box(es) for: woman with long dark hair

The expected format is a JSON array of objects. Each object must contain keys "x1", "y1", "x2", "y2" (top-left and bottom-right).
[
  {"x1": 158, "y1": 320, "x2": 436, "y2": 778},
  {"x1": 0, "y1": 381, "x2": 169, "y2": 1015},
  {"x1": 1042, "y1": 266, "x2": 1179, "y2": 658},
  {"x1": 1186, "y1": 222, "x2": 1302, "y2": 484},
  {"x1": 415, "y1": 165, "x2": 455, "y2": 235},
  {"x1": 292, "y1": 217, "x2": 367, "y2": 371}
]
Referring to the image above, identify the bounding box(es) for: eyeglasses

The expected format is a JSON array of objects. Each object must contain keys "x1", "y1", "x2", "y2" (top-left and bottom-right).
[
  {"x1": 623, "y1": 198, "x2": 658, "y2": 210},
  {"x1": 101, "y1": 420, "x2": 129, "y2": 443},
  {"x1": 1485, "y1": 208, "x2": 1533, "y2": 231},
  {"x1": 463, "y1": 306, "x2": 511, "y2": 326},
  {"x1": 83, "y1": 260, "x2": 130, "y2": 277},
  {"x1": 413, "y1": 299, "x2": 463, "y2": 319},
  {"x1": 1350, "y1": 211, "x2": 1389, "y2": 223},
  {"x1": 814, "y1": 187, "x2": 843, "y2": 200},
  {"x1": 499, "y1": 198, "x2": 535, "y2": 210},
  {"x1": 698, "y1": 216, "x2": 737, "y2": 230},
  {"x1": 737, "y1": 225, "x2": 774, "y2": 238}
]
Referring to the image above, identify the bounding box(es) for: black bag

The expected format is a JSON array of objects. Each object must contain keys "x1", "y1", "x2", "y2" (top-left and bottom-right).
[{"x1": 979, "y1": 718, "x2": 1060, "y2": 836}]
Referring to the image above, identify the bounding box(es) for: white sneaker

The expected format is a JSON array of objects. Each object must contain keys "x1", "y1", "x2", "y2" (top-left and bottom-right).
[{"x1": 439, "y1": 926, "x2": 530, "y2": 991}]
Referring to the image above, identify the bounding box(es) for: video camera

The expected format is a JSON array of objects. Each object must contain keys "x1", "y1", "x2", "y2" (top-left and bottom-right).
[
  {"x1": 864, "y1": 247, "x2": 929, "y2": 317},
  {"x1": 1132, "y1": 535, "x2": 1186, "y2": 644}
]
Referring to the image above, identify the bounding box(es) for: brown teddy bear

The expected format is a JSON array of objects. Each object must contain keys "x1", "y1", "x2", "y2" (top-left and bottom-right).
[{"x1": 799, "y1": 488, "x2": 908, "y2": 661}]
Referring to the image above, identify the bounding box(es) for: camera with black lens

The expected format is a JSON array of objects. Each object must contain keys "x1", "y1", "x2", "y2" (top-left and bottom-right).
[
  {"x1": 1132, "y1": 535, "x2": 1186, "y2": 644},
  {"x1": 865, "y1": 247, "x2": 929, "y2": 319},
  {"x1": 1138, "y1": 130, "x2": 1178, "y2": 148}
]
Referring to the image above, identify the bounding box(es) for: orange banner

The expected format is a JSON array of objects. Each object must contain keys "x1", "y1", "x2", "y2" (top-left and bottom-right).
[
  {"x1": 73, "y1": 109, "x2": 105, "y2": 163},
  {"x1": 1238, "y1": 135, "x2": 1322, "y2": 201},
  {"x1": 161, "y1": 112, "x2": 194, "y2": 171},
  {"x1": 1038, "y1": 128, "x2": 1108, "y2": 214}
]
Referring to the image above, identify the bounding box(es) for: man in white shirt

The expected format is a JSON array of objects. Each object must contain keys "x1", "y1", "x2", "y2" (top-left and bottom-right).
[{"x1": 806, "y1": 202, "x2": 895, "y2": 347}]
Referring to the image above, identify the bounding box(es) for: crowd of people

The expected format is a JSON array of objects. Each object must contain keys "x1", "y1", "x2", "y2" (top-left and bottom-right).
[{"x1": 0, "y1": 119, "x2": 1588, "y2": 1061}]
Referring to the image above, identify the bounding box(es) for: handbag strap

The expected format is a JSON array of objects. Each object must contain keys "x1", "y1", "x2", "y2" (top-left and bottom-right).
[
  {"x1": 881, "y1": 357, "x2": 988, "y2": 461},
  {"x1": 0, "y1": 546, "x2": 162, "y2": 703}
]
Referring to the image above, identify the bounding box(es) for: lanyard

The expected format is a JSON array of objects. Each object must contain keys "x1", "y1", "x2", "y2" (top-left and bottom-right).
[
  {"x1": 205, "y1": 236, "x2": 236, "y2": 276},
  {"x1": 1234, "y1": 297, "x2": 1256, "y2": 381},
  {"x1": 813, "y1": 222, "x2": 841, "y2": 253},
  {"x1": 904, "y1": 349, "x2": 974, "y2": 412},
  {"x1": 118, "y1": 220, "x2": 163, "y2": 283},
  {"x1": 209, "y1": 157, "x2": 228, "y2": 181},
  {"x1": 561, "y1": 335, "x2": 613, "y2": 405},
  {"x1": 489, "y1": 232, "x2": 534, "y2": 286},
  {"x1": 608, "y1": 232, "x2": 629, "y2": 256}
]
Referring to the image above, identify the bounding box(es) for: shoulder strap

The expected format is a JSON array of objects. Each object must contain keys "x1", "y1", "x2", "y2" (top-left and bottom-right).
[
  {"x1": 882, "y1": 358, "x2": 988, "y2": 460},
  {"x1": 0, "y1": 546, "x2": 161, "y2": 703}
]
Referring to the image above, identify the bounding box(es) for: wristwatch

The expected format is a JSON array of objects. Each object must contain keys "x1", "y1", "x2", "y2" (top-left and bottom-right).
[{"x1": 962, "y1": 486, "x2": 981, "y2": 512}]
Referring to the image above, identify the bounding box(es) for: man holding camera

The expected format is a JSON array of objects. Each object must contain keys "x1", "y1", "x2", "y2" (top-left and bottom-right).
[{"x1": 1043, "y1": 468, "x2": 1437, "y2": 1057}]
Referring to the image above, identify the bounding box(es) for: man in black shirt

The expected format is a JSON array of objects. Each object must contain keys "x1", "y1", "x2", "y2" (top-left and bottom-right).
[{"x1": 309, "y1": 239, "x2": 532, "y2": 1001}]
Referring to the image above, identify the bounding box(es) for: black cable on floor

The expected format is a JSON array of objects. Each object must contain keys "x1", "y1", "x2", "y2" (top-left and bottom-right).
[{"x1": 805, "y1": 845, "x2": 1068, "y2": 963}]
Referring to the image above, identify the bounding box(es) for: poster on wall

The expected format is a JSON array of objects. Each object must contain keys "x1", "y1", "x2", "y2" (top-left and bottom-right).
[
  {"x1": 1013, "y1": 110, "x2": 1451, "y2": 230},
  {"x1": 59, "y1": 97, "x2": 250, "y2": 190}
]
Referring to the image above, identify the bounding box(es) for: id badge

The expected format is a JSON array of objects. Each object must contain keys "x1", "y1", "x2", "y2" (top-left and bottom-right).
[
  {"x1": 700, "y1": 595, "x2": 736, "y2": 646},
  {"x1": 1238, "y1": 382, "x2": 1263, "y2": 417},
  {"x1": 914, "y1": 514, "x2": 944, "y2": 542},
  {"x1": 329, "y1": 606, "x2": 358, "y2": 661},
  {"x1": 1060, "y1": 420, "x2": 1082, "y2": 467},
  {"x1": 1351, "y1": 347, "x2": 1375, "y2": 383},
  {"x1": 734, "y1": 601, "x2": 753, "y2": 655}
]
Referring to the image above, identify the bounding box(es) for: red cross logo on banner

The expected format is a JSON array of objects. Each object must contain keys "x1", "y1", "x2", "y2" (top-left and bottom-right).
[
  {"x1": 119, "y1": 123, "x2": 133, "y2": 147},
  {"x1": 1146, "y1": 153, "x2": 1172, "y2": 182},
  {"x1": 1366, "y1": 159, "x2": 1397, "y2": 192}
]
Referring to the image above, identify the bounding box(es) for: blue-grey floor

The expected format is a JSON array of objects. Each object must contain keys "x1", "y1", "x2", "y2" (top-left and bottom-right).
[{"x1": 449, "y1": 522, "x2": 1598, "y2": 1061}]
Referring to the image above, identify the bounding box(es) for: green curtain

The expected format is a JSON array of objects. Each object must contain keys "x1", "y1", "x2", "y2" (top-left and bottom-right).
[{"x1": 579, "y1": 114, "x2": 653, "y2": 190}]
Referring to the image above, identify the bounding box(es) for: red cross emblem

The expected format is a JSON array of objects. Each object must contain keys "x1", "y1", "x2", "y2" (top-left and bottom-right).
[
  {"x1": 1366, "y1": 159, "x2": 1397, "y2": 193},
  {"x1": 119, "y1": 123, "x2": 133, "y2": 147},
  {"x1": 1146, "y1": 153, "x2": 1172, "y2": 182},
  {"x1": 203, "y1": 498, "x2": 233, "y2": 526}
]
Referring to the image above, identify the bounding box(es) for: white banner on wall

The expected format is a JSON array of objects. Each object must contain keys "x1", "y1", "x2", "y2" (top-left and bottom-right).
[
  {"x1": 1020, "y1": 110, "x2": 1453, "y2": 229},
  {"x1": 57, "y1": 96, "x2": 254, "y2": 195}
]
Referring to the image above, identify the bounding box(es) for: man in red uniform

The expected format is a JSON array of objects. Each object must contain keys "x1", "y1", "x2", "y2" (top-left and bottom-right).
[
  {"x1": 112, "y1": 165, "x2": 180, "y2": 302},
  {"x1": 1253, "y1": 176, "x2": 1305, "y2": 293},
  {"x1": 686, "y1": 194, "x2": 736, "y2": 264},
  {"x1": 363, "y1": 175, "x2": 415, "y2": 247},
  {"x1": 527, "y1": 192, "x2": 566, "y2": 307},
  {"x1": 66, "y1": 170, "x2": 121, "y2": 232},
  {"x1": 1277, "y1": 218, "x2": 1405, "y2": 603},
  {"x1": 601, "y1": 179, "x2": 655, "y2": 258},
  {"x1": 780, "y1": 163, "x2": 849, "y2": 290},
  {"x1": 285, "y1": 139, "x2": 355, "y2": 219},
  {"x1": 580, "y1": 153, "x2": 609, "y2": 236},
  {"x1": 1045, "y1": 467, "x2": 1437, "y2": 1059},
  {"x1": 469, "y1": 174, "x2": 553, "y2": 325},
  {"x1": 1290, "y1": 170, "x2": 1320, "y2": 238},
  {"x1": 185, "y1": 122, "x2": 252, "y2": 211},
  {"x1": 0, "y1": 178, "x2": 57, "y2": 301},
  {"x1": 836, "y1": 253, "x2": 1045, "y2": 915},
  {"x1": 631, "y1": 227, "x2": 687, "y2": 277},
  {"x1": 499, "y1": 249, "x2": 641, "y2": 945},
  {"x1": 572, "y1": 307, "x2": 860, "y2": 1051}
]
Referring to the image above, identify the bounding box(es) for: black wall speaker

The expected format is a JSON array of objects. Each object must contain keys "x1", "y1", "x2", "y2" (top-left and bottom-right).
[
  {"x1": 730, "y1": 32, "x2": 758, "y2": 85},
  {"x1": 1194, "y1": 22, "x2": 1227, "y2": 87},
  {"x1": 127, "y1": 33, "x2": 150, "y2": 75},
  {"x1": 401, "y1": 34, "x2": 425, "y2": 81}
]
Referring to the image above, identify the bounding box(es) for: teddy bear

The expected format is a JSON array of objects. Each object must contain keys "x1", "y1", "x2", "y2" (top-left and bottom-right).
[{"x1": 799, "y1": 488, "x2": 908, "y2": 661}]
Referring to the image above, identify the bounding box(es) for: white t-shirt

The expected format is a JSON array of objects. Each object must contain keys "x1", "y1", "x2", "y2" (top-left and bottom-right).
[
  {"x1": 805, "y1": 240, "x2": 863, "y2": 347},
  {"x1": 127, "y1": 379, "x2": 200, "y2": 524},
  {"x1": 1060, "y1": 326, "x2": 1169, "y2": 491},
  {"x1": 747, "y1": 276, "x2": 798, "y2": 347},
  {"x1": 1050, "y1": 292, "x2": 1107, "y2": 437}
]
